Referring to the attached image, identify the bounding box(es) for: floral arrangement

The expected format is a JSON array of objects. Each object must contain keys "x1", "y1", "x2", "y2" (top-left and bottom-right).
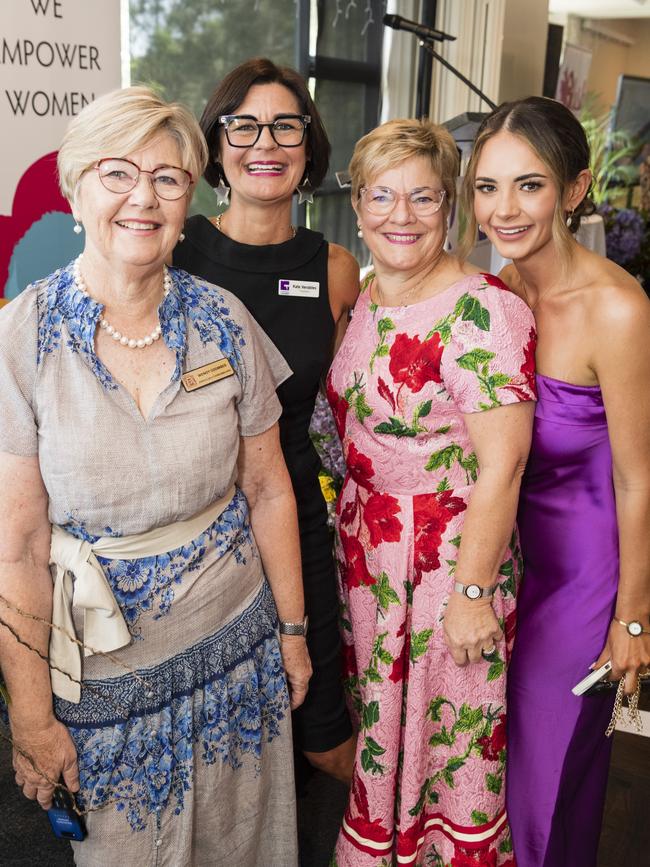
[
  {"x1": 309, "y1": 392, "x2": 345, "y2": 525},
  {"x1": 598, "y1": 203, "x2": 650, "y2": 290},
  {"x1": 579, "y1": 102, "x2": 650, "y2": 291}
]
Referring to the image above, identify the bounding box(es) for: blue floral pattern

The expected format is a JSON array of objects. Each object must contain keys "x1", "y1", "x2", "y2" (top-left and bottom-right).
[
  {"x1": 35, "y1": 263, "x2": 249, "y2": 393},
  {"x1": 170, "y1": 267, "x2": 247, "y2": 386},
  {"x1": 62, "y1": 492, "x2": 253, "y2": 638},
  {"x1": 24, "y1": 261, "x2": 292, "y2": 842},
  {"x1": 100, "y1": 491, "x2": 252, "y2": 634},
  {"x1": 56, "y1": 582, "x2": 289, "y2": 831}
]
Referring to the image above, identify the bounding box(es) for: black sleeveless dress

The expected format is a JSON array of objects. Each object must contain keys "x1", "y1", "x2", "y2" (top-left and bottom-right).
[{"x1": 174, "y1": 215, "x2": 352, "y2": 752}]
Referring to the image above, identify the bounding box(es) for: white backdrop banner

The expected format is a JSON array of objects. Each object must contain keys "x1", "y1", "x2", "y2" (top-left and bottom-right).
[{"x1": 0, "y1": 0, "x2": 123, "y2": 299}]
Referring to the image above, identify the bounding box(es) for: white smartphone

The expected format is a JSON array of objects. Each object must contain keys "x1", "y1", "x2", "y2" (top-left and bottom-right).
[{"x1": 571, "y1": 660, "x2": 613, "y2": 696}]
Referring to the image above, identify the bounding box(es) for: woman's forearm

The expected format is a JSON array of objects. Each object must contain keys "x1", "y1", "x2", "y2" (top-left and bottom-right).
[
  {"x1": 247, "y1": 487, "x2": 305, "y2": 624},
  {"x1": 613, "y1": 485, "x2": 650, "y2": 619},
  {"x1": 454, "y1": 464, "x2": 525, "y2": 588},
  {"x1": 0, "y1": 558, "x2": 56, "y2": 730}
]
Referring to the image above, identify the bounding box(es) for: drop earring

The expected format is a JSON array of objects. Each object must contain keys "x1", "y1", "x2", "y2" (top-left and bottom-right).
[
  {"x1": 357, "y1": 223, "x2": 363, "y2": 239},
  {"x1": 213, "y1": 164, "x2": 230, "y2": 206},
  {"x1": 478, "y1": 223, "x2": 484, "y2": 233},
  {"x1": 296, "y1": 176, "x2": 314, "y2": 205},
  {"x1": 213, "y1": 180, "x2": 230, "y2": 206},
  {"x1": 179, "y1": 231, "x2": 186, "y2": 242},
  {"x1": 73, "y1": 219, "x2": 83, "y2": 235},
  {"x1": 566, "y1": 208, "x2": 575, "y2": 228}
]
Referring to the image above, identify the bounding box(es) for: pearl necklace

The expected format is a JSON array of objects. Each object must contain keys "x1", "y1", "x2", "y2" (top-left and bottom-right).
[{"x1": 73, "y1": 256, "x2": 171, "y2": 349}]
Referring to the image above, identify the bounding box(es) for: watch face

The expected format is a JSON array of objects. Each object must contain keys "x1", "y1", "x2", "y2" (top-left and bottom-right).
[
  {"x1": 466, "y1": 584, "x2": 482, "y2": 600},
  {"x1": 628, "y1": 621, "x2": 643, "y2": 637}
]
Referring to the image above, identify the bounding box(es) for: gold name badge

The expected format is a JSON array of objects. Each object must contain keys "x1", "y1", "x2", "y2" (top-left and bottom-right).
[{"x1": 181, "y1": 358, "x2": 234, "y2": 392}]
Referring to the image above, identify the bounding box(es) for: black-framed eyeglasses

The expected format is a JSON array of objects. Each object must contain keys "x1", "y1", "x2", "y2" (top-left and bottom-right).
[
  {"x1": 218, "y1": 114, "x2": 311, "y2": 148},
  {"x1": 359, "y1": 186, "x2": 446, "y2": 216},
  {"x1": 95, "y1": 158, "x2": 193, "y2": 200}
]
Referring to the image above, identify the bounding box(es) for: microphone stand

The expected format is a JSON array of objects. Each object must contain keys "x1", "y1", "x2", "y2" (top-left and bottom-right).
[{"x1": 420, "y1": 40, "x2": 497, "y2": 112}]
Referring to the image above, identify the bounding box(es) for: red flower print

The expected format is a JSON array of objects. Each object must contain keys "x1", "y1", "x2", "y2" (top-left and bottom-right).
[
  {"x1": 389, "y1": 332, "x2": 443, "y2": 393},
  {"x1": 346, "y1": 442, "x2": 375, "y2": 490},
  {"x1": 377, "y1": 376, "x2": 397, "y2": 411},
  {"x1": 388, "y1": 631, "x2": 410, "y2": 684},
  {"x1": 340, "y1": 498, "x2": 358, "y2": 527},
  {"x1": 451, "y1": 847, "x2": 497, "y2": 867},
  {"x1": 341, "y1": 641, "x2": 357, "y2": 680},
  {"x1": 481, "y1": 273, "x2": 509, "y2": 292},
  {"x1": 476, "y1": 714, "x2": 507, "y2": 761},
  {"x1": 396, "y1": 812, "x2": 426, "y2": 859},
  {"x1": 389, "y1": 621, "x2": 409, "y2": 683},
  {"x1": 503, "y1": 325, "x2": 537, "y2": 401},
  {"x1": 346, "y1": 771, "x2": 393, "y2": 844},
  {"x1": 339, "y1": 530, "x2": 376, "y2": 589},
  {"x1": 363, "y1": 492, "x2": 403, "y2": 547},
  {"x1": 520, "y1": 326, "x2": 537, "y2": 395},
  {"x1": 326, "y1": 374, "x2": 349, "y2": 440},
  {"x1": 413, "y1": 490, "x2": 467, "y2": 584},
  {"x1": 505, "y1": 609, "x2": 517, "y2": 646}
]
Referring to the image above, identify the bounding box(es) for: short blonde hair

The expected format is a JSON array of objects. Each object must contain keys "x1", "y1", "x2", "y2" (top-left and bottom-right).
[
  {"x1": 349, "y1": 118, "x2": 460, "y2": 212},
  {"x1": 57, "y1": 85, "x2": 208, "y2": 201}
]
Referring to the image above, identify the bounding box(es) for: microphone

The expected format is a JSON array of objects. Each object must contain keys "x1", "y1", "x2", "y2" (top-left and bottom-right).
[{"x1": 383, "y1": 14, "x2": 456, "y2": 42}]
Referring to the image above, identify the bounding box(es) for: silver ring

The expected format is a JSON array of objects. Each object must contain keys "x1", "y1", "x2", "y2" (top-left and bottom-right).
[{"x1": 481, "y1": 646, "x2": 496, "y2": 659}]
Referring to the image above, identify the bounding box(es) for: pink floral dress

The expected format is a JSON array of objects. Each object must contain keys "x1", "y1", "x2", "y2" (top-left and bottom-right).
[{"x1": 326, "y1": 272, "x2": 536, "y2": 867}]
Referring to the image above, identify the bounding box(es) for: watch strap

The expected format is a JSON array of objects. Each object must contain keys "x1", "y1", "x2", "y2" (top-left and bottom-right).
[
  {"x1": 614, "y1": 617, "x2": 650, "y2": 637},
  {"x1": 279, "y1": 616, "x2": 308, "y2": 636},
  {"x1": 453, "y1": 581, "x2": 496, "y2": 599}
]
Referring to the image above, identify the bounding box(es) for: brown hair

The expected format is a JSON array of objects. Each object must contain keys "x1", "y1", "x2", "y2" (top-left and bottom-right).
[
  {"x1": 349, "y1": 118, "x2": 460, "y2": 214},
  {"x1": 200, "y1": 57, "x2": 330, "y2": 190},
  {"x1": 459, "y1": 96, "x2": 593, "y2": 261}
]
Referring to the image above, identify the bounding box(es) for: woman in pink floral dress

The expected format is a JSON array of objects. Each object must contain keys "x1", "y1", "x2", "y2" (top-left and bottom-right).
[{"x1": 327, "y1": 120, "x2": 536, "y2": 867}]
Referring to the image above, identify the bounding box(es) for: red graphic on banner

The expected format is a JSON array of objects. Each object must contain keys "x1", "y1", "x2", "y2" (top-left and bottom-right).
[{"x1": 0, "y1": 152, "x2": 71, "y2": 296}]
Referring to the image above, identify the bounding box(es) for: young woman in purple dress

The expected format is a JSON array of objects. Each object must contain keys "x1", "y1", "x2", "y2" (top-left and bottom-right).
[{"x1": 461, "y1": 96, "x2": 650, "y2": 867}]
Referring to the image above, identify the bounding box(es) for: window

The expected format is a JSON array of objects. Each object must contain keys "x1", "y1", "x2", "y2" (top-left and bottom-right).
[{"x1": 129, "y1": 0, "x2": 383, "y2": 253}]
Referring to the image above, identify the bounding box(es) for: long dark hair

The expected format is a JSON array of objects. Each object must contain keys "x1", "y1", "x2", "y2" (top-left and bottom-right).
[
  {"x1": 460, "y1": 96, "x2": 593, "y2": 262},
  {"x1": 200, "y1": 57, "x2": 330, "y2": 191}
]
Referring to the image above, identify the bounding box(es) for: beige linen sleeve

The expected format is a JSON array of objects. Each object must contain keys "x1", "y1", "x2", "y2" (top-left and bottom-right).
[
  {"x1": 217, "y1": 288, "x2": 293, "y2": 437},
  {"x1": 0, "y1": 288, "x2": 39, "y2": 456}
]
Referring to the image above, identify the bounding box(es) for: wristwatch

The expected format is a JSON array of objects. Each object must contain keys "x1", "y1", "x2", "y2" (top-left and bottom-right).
[
  {"x1": 453, "y1": 581, "x2": 496, "y2": 600},
  {"x1": 279, "y1": 616, "x2": 309, "y2": 636},
  {"x1": 614, "y1": 617, "x2": 650, "y2": 637}
]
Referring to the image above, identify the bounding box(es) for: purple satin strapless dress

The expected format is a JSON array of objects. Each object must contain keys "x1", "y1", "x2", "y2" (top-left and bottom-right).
[{"x1": 507, "y1": 374, "x2": 618, "y2": 867}]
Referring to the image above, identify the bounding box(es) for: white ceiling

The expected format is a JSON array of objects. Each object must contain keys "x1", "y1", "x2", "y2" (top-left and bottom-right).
[{"x1": 549, "y1": 0, "x2": 650, "y2": 18}]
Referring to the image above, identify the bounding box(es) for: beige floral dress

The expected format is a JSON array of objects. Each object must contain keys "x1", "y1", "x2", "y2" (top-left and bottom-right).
[{"x1": 0, "y1": 263, "x2": 298, "y2": 867}]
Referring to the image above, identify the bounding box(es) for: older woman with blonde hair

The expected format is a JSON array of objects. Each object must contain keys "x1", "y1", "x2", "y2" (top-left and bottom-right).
[
  {"x1": 326, "y1": 119, "x2": 536, "y2": 866},
  {"x1": 0, "y1": 86, "x2": 309, "y2": 866}
]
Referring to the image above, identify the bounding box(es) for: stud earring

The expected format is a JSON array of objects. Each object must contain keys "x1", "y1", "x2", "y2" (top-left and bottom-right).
[
  {"x1": 478, "y1": 223, "x2": 484, "y2": 233},
  {"x1": 296, "y1": 176, "x2": 314, "y2": 205},
  {"x1": 179, "y1": 232, "x2": 185, "y2": 242},
  {"x1": 73, "y1": 219, "x2": 83, "y2": 235}
]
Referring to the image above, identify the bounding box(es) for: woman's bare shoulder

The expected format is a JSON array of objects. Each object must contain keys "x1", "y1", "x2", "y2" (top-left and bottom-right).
[
  {"x1": 581, "y1": 250, "x2": 649, "y2": 332},
  {"x1": 328, "y1": 243, "x2": 360, "y2": 307}
]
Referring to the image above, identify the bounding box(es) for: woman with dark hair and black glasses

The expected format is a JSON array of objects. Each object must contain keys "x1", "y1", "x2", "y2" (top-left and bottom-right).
[{"x1": 174, "y1": 57, "x2": 359, "y2": 784}]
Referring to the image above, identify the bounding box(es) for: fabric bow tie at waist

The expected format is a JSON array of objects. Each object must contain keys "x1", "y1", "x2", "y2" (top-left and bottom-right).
[{"x1": 49, "y1": 486, "x2": 236, "y2": 704}]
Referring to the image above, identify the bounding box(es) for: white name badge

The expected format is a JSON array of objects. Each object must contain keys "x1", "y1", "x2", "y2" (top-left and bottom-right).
[{"x1": 278, "y1": 279, "x2": 320, "y2": 298}]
